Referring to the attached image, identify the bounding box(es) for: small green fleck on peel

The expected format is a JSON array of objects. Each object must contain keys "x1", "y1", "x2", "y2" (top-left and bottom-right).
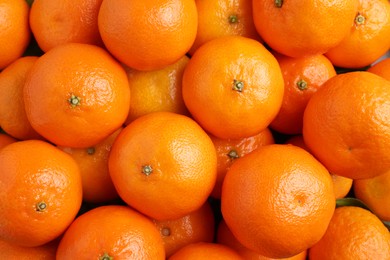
[
  {"x1": 275, "y1": 0, "x2": 283, "y2": 8},
  {"x1": 87, "y1": 147, "x2": 96, "y2": 155},
  {"x1": 36, "y1": 201, "x2": 47, "y2": 212},
  {"x1": 142, "y1": 165, "x2": 153, "y2": 176},
  {"x1": 232, "y1": 79, "x2": 244, "y2": 92},
  {"x1": 297, "y1": 79, "x2": 308, "y2": 90},
  {"x1": 228, "y1": 14, "x2": 238, "y2": 24},
  {"x1": 227, "y1": 149, "x2": 240, "y2": 160},
  {"x1": 355, "y1": 13, "x2": 365, "y2": 25},
  {"x1": 161, "y1": 227, "x2": 171, "y2": 236},
  {"x1": 68, "y1": 94, "x2": 81, "y2": 108},
  {"x1": 99, "y1": 253, "x2": 113, "y2": 260}
]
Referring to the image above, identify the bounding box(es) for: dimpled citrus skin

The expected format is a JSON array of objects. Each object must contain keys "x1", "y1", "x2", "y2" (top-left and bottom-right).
[
  {"x1": 221, "y1": 144, "x2": 335, "y2": 258},
  {"x1": 303, "y1": 71, "x2": 390, "y2": 179},
  {"x1": 109, "y1": 112, "x2": 217, "y2": 221},
  {"x1": 168, "y1": 242, "x2": 242, "y2": 260},
  {"x1": 0, "y1": 239, "x2": 58, "y2": 259},
  {"x1": 217, "y1": 219, "x2": 308, "y2": 260},
  {"x1": 124, "y1": 55, "x2": 190, "y2": 124},
  {"x1": 210, "y1": 128, "x2": 275, "y2": 199},
  {"x1": 29, "y1": 0, "x2": 104, "y2": 52},
  {"x1": 0, "y1": 56, "x2": 43, "y2": 141},
  {"x1": 270, "y1": 53, "x2": 336, "y2": 135},
  {"x1": 188, "y1": 0, "x2": 261, "y2": 55},
  {"x1": 23, "y1": 43, "x2": 131, "y2": 148},
  {"x1": 325, "y1": 0, "x2": 390, "y2": 68},
  {"x1": 56, "y1": 205, "x2": 166, "y2": 259},
  {"x1": 252, "y1": 0, "x2": 358, "y2": 58},
  {"x1": 0, "y1": 0, "x2": 30, "y2": 69},
  {"x1": 0, "y1": 140, "x2": 82, "y2": 247},
  {"x1": 98, "y1": 0, "x2": 197, "y2": 71},
  {"x1": 182, "y1": 36, "x2": 284, "y2": 139},
  {"x1": 309, "y1": 206, "x2": 390, "y2": 259}
]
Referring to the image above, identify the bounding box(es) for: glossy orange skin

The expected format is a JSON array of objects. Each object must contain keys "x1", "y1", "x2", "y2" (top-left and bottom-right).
[
  {"x1": 188, "y1": 0, "x2": 261, "y2": 55},
  {"x1": 0, "y1": 56, "x2": 43, "y2": 140},
  {"x1": 325, "y1": 0, "x2": 390, "y2": 68},
  {"x1": 56, "y1": 205, "x2": 165, "y2": 260},
  {"x1": 98, "y1": 0, "x2": 197, "y2": 71},
  {"x1": 24, "y1": 43, "x2": 131, "y2": 148},
  {"x1": 221, "y1": 144, "x2": 335, "y2": 259},
  {"x1": 125, "y1": 55, "x2": 189, "y2": 124},
  {"x1": 109, "y1": 112, "x2": 217, "y2": 220},
  {"x1": 303, "y1": 72, "x2": 390, "y2": 179},
  {"x1": 58, "y1": 128, "x2": 122, "y2": 203},
  {"x1": 368, "y1": 57, "x2": 390, "y2": 81},
  {"x1": 153, "y1": 201, "x2": 215, "y2": 257},
  {"x1": 309, "y1": 206, "x2": 390, "y2": 259},
  {"x1": 270, "y1": 54, "x2": 336, "y2": 135},
  {"x1": 0, "y1": 0, "x2": 30, "y2": 69},
  {"x1": 0, "y1": 239, "x2": 58, "y2": 259},
  {"x1": 168, "y1": 242, "x2": 242, "y2": 260},
  {"x1": 252, "y1": 0, "x2": 358, "y2": 58},
  {"x1": 183, "y1": 36, "x2": 284, "y2": 139},
  {"x1": 0, "y1": 133, "x2": 17, "y2": 150},
  {"x1": 354, "y1": 170, "x2": 390, "y2": 221},
  {"x1": 30, "y1": 0, "x2": 104, "y2": 52},
  {"x1": 217, "y1": 220, "x2": 307, "y2": 260},
  {"x1": 0, "y1": 140, "x2": 82, "y2": 247},
  {"x1": 285, "y1": 135, "x2": 353, "y2": 199},
  {"x1": 210, "y1": 128, "x2": 274, "y2": 199}
]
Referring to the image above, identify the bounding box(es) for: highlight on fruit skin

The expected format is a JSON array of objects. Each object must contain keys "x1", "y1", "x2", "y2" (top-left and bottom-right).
[
  {"x1": 303, "y1": 71, "x2": 390, "y2": 180},
  {"x1": 0, "y1": 0, "x2": 389, "y2": 257},
  {"x1": 221, "y1": 144, "x2": 336, "y2": 259}
]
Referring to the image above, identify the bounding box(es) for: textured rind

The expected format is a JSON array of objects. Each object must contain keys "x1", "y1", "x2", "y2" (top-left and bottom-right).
[
  {"x1": 309, "y1": 206, "x2": 390, "y2": 259},
  {"x1": 221, "y1": 144, "x2": 335, "y2": 258},
  {"x1": 303, "y1": 71, "x2": 390, "y2": 179}
]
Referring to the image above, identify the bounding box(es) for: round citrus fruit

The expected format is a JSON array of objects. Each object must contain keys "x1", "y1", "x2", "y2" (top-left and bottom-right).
[
  {"x1": 58, "y1": 128, "x2": 122, "y2": 203},
  {"x1": 270, "y1": 53, "x2": 336, "y2": 135},
  {"x1": 309, "y1": 206, "x2": 390, "y2": 259},
  {"x1": 303, "y1": 71, "x2": 390, "y2": 179},
  {"x1": 0, "y1": 140, "x2": 82, "y2": 247},
  {"x1": 0, "y1": 56, "x2": 43, "y2": 141},
  {"x1": 98, "y1": 0, "x2": 197, "y2": 71},
  {"x1": 182, "y1": 36, "x2": 284, "y2": 139},
  {"x1": 124, "y1": 55, "x2": 189, "y2": 124},
  {"x1": 56, "y1": 205, "x2": 165, "y2": 259},
  {"x1": 325, "y1": 0, "x2": 390, "y2": 68},
  {"x1": 221, "y1": 144, "x2": 335, "y2": 258},
  {"x1": 188, "y1": 0, "x2": 261, "y2": 55},
  {"x1": 109, "y1": 112, "x2": 217, "y2": 220},
  {"x1": 0, "y1": 0, "x2": 30, "y2": 69},
  {"x1": 24, "y1": 43, "x2": 130, "y2": 148},
  {"x1": 29, "y1": 0, "x2": 104, "y2": 52},
  {"x1": 252, "y1": 0, "x2": 358, "y2": 57}
]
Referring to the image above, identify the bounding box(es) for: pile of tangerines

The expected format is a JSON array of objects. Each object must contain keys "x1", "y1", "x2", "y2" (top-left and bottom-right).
[{"x1": 0, "y1": 0, "x2": 390, "y2": 259}]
